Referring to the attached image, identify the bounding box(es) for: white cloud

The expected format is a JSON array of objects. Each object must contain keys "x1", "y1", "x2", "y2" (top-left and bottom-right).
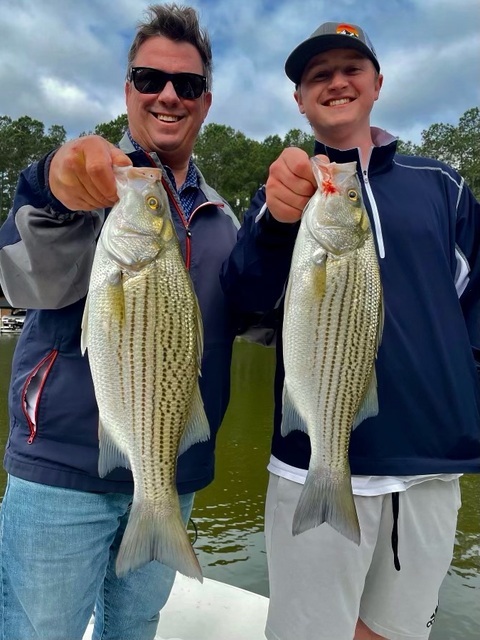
[{"x1": 0, "y1": 0, "x2": 478, "y2": 145}]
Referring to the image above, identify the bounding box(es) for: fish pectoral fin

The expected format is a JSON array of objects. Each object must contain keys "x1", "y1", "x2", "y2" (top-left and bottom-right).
[
  {"x1": 312, "y1": 246, "x2": 327, "y2": 267},
  {"x1": 105, "y1": 271, "x2": 126, "y2": 326},
  {"x1": 178, "y1": 383, "x2": 210, "y2": 457},
  {"x1": 352, "y1": 366, "x2": 379, "y2": 430},
  {"x1": 281, "y1": 385, "x2": 308, "y2": 436},
  {"x1": 98, "y1": 419, "x2": 131, "y2": 477}
]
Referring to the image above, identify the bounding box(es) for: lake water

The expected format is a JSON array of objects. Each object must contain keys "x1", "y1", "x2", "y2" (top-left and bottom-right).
[{"x1": 0, "y1": 333, "x2": 479, "y2": 639}]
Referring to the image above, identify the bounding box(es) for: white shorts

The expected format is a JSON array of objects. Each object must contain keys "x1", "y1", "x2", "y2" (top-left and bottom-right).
[{"x1": 264, "y1": 473, "x2": 461, "y2": 640}]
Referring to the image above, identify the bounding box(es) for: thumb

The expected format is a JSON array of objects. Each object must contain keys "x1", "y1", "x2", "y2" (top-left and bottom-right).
[{"x1": 110, "y1": 145, "x2": 133, "y2": 168}]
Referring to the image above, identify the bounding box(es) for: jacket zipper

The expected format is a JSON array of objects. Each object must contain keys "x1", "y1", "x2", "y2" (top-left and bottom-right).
[
  {"x1": 161, "y1": 177, "x2": 193, "y2": 269},
  {"x1": 161, "y1": 178, "x2": 224, "y2": 271},
  {"x1": 362, "y1": 169, "x2": 385, "y2": 259},
  {"x1": 141, "y1": 151, "x2": 223, "y2": 269}
]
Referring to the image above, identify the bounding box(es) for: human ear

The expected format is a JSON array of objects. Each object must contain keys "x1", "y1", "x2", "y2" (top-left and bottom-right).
[{"x1": 294, "y1": 88, "x2": 306, "y2": 114}]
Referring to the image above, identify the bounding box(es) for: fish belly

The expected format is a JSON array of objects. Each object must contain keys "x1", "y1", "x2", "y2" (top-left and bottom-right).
[
  {"x1": 87, "y1": 250, "x2": 204, "y2": 580},
  {"x1": 283, "y1": 234, "x2": 381, "y2": 544}
]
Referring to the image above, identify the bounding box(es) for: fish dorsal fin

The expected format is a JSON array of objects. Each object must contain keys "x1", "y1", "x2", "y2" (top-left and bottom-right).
[
  {"x1": 98, "y1": 419, "x2": 131, "y2": 477},
  {"x1": 178, "y1": 383, "x2": 210, "y2": 456},
  {"x1": 281, "y1": 384, "x2": 309, "y2": 436}
]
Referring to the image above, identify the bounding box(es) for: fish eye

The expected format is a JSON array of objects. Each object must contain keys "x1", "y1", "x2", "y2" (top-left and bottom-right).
[
  {"x1": 347, "y1": 189, "x2": 358, "y2": 202},
  {"x1": 146, "y1": 195, "x2": 159, "y2": 210}
]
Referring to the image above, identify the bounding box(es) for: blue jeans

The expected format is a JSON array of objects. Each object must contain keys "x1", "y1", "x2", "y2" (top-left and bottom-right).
[{"x1": 0, "y1": 475, "x2": 195, "y2": 640}]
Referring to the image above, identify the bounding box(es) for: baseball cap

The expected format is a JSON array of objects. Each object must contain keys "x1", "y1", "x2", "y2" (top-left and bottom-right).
[{"x1": 285, "y1": 21, "x2": 380, "y2": 84}]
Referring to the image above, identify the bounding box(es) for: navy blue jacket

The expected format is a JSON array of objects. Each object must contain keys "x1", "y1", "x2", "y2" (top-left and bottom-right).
[
  {"x1": 0, "y1": 134, "x2": 241, "y2": 494},
  {"x1": 221, "y1": 131, "x2": 480, "y2": 475}
]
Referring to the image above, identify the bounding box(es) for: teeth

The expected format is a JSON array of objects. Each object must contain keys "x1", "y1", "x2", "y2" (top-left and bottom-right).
[
  {"x1": 157, "y1": 114, "x2": 180, "y2": 122},
  {"x1": 328, "y1": 98, "x2": 350, "y2": 107}
]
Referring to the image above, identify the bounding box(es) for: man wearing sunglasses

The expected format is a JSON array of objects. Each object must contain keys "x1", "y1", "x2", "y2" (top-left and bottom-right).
[{"x1": 0, "y1": 4, "x2": 242, "y2": 640}]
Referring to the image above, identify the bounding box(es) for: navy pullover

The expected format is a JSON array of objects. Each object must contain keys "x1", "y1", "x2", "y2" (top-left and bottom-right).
[
  {"x1": 0, "y1": 134, "x2": 241, "y2": 494},
  {"x1": 221, "y1": 129, "x2": 480, "y2": 475}
]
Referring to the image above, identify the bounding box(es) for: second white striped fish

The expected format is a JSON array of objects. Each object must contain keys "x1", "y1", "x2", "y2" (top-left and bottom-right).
[{"x1": 282, "y1": 157, "x2": 383, "y2": 544}]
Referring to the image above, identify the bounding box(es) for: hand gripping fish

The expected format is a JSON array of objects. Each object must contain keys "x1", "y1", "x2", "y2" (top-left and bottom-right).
[
  {"x1": 81, "y1": 166, "x2": 209, "y2": 581},
  {"x1": 282, "y1": 157, "x2": 384, "y2": 545}
]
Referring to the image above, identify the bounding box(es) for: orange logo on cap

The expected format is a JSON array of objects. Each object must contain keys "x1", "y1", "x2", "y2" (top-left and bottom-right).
[{"x1": 336, "y1": 23, "x2": 360, "y2": 38}]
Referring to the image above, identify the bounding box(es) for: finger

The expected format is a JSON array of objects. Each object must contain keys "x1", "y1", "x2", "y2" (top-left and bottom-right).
[
  {"x1": 111, "y1": 146, "x2": 133, "y2": 168},
  {"x1": 80, "y1": 143, "x2": 124, "y2": 204},
  {"x1": 55, "y1": 169, "x2": 117, "y2": 210},
  {"x1": 266, "y1": 167, "x2": 316, "y2": 223},
  {"x1": 271, "y1": 153, "x2": 316, "y2": 197},
  {"x1": 50, "y1": 137, "x2": 126, "y2": 210},
  {"x1": 266, "y1": 192, "x2": 306, "y2": 222},
  {"x1": 81, "y1": 145, "x2": 132, "y2": 205},
  {"x1": 266, "y1": 185, "x2": 308, "y2": 223},
  {"x1": 281, "y1": 148, "x2": 316, "y2": 185},
  {"x1": 280, "y1": 173, "x2": 316, "y2": 199}
]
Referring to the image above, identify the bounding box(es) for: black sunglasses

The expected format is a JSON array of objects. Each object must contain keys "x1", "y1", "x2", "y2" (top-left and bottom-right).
[{"x1": 130, "y1": 67, "x2": 207, "y2": 100}]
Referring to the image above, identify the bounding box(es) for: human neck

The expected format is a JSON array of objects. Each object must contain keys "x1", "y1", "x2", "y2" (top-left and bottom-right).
[
  {"x1": 156, "y1": 152, "x2": 191, "y2": 189},
  {"x1": 317, "y1": 126, "x2": 375, "y2": 169},
  {"x1": 166, "y1": 162, "x2": 190, "y2": 189},
  {"x1": 128, "y1": 131, "x2": 191, "y2": 188}
]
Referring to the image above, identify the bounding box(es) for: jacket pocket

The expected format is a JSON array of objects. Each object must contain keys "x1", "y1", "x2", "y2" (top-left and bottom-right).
[{"x1": 22, "y1": 350, "x2": 58, "y2": 444}]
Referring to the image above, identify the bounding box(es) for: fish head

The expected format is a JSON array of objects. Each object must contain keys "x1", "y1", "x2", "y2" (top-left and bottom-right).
[
  {"x1": 101, "y1": 166, "x2": 174, "y2": 273},
  {"x1": 305, "y1": 158, "x2": 371, "y2": 257}
]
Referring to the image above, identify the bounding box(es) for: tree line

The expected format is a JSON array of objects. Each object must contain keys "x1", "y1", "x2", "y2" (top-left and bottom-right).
[{"x1": 0, "y1": 107, "x2": 479, "y2": 224}]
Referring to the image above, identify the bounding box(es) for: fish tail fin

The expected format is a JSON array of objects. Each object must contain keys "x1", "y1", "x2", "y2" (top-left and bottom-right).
[
  {"x1": 115, "y1": 499, "x2": 203, "y2": 582},
  {"x1": 292, "y1": 469, "x2": 361, "y2": 545}
]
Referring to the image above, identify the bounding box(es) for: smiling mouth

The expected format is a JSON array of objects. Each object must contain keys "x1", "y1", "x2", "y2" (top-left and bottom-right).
[
  {"x1": 326, "y1": 98, "x2": 352, "y2": 107},
  {"x1": 155, "y1": 114, "x2": 182, "y2": 123}
]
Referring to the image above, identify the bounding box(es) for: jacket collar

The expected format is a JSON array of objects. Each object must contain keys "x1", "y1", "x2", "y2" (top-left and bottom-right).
[
  {"x1": 116, "y1": 132, "x2": 237, "y2": 224},
  {"x1": 313, "y1": 127, "x2": 398, "y2": 175}
]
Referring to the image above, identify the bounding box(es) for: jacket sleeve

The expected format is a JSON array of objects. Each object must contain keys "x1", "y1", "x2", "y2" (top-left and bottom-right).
[
  {"x1": 455, "y1": 176, "x2": 480, "y2": 371},
  {"x1": 220, "y1": 185, "x2": 300, "y2": 317},
  {"x1": 0, "y1": 151, "x2": 105, "y2": 309}
]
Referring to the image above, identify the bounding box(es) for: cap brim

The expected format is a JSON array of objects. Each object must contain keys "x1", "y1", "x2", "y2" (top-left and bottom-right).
[{"x1": 285, "y1": 34, "x2": 380, "y2": 84}]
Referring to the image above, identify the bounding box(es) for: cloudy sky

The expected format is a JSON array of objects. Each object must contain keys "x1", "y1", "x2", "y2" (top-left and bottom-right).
[{"x1": 1, "y1": 0, "x2": 479, "y2": 145}]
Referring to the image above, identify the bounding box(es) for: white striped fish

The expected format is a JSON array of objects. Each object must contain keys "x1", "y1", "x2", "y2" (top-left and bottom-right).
[
  {"x1": 81, "y1": 166, "x2": 208, "y2": 580},
  {"x1": 282, "y1": 157, "x2": 383, "y2": 544}
]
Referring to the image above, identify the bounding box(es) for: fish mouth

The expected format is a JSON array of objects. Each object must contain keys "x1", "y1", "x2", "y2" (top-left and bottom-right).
[{"x1": 324, "y1": 98, "x2": 354, "y2": 107}]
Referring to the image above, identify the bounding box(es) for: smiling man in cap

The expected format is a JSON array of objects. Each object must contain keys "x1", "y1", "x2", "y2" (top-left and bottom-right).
[
  {"x1": 221, "y1": 19, "x2": 480, "y2": 640},
  {"x1": 285, "y1": 21, "x2": 380, "y2": 83}
]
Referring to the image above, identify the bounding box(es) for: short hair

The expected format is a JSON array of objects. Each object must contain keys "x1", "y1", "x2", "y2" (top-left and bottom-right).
[{"x1": 126, "y1": 3, "x2": 213, "y2": 90}]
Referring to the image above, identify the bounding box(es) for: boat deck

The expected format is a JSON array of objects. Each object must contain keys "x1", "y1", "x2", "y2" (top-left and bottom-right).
[{"x1": 82, "y1": 574, "x2": 269, "y2": 640}]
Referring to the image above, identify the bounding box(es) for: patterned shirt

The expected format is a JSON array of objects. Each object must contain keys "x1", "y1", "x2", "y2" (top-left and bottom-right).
[
  {"x1": 163, "y1": 161, "x2": 199, "y2": 221},
  {"x1": 127, "y1": 129, "x2": 199, "y2": 221}
]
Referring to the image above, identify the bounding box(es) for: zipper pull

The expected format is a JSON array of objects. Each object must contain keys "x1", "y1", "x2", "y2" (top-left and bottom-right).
[{"x1": 363, "y1": 170, "x2": 369, "y2": 184}]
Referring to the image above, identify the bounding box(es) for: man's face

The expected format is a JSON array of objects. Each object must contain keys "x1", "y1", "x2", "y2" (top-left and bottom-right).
[
  {"x1": 125, "y1": 35, "x2": 212, "y2": 165},
  {"x1": 294, "y1": 48, "x2": 383, "y2": 142}
]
